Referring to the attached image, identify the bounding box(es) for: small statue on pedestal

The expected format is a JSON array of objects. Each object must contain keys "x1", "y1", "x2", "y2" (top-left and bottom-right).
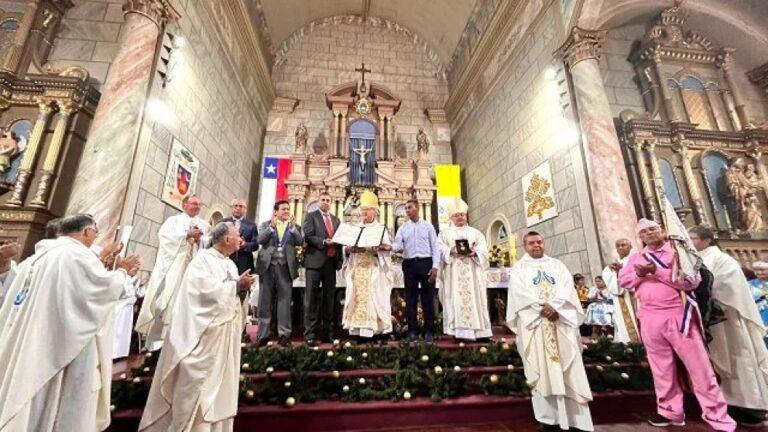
[
  {"x1": 294, "y1": 122, "x2": 308, "y2": 154},
  {"x1": 416, "y1": 128, "x2": 430, "y2": 162}
]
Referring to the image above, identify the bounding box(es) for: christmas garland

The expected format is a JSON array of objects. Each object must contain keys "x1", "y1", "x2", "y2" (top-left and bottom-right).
[{"x1": 111, "y1": 337, "x2": 653, "y2": 410}]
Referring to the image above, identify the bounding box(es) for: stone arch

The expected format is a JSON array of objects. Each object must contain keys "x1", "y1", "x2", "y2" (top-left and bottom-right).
[{"x1": 274, "y1": 14, "x2": 447, "y2": 79}]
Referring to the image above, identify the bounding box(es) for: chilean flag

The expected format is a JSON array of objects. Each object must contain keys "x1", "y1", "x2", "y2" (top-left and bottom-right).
[{"x1": 257, "y1": 156, "x2": 292, "y2": 223}]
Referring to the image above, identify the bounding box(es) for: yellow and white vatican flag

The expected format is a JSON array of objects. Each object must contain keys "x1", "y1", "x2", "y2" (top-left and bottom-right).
[{"x1": 435, "y1": 165, "x2": 462, "y2": 230}]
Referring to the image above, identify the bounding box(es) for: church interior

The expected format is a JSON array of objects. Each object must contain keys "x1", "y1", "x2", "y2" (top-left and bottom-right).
[{"x1": 1, "y1": 0, "x2": 768, "y2": 431}]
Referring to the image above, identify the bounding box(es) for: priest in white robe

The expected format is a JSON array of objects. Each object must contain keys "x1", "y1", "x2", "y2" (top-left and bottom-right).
[
  {"x1": 689, "y1": 226, "x2": 768, "y2": 427},
  {"x1": 342, "y1": 190, "x2": 394, "y2": 339},
  {"x1": 136, "y1": 194, "x2": 211, "y2": 351},
  {"x1": 601, "y1": 238, "x2": 639, "y2": 343},
  {"x1": 0, "y1": 242, "x2": 20, "y2": 307},
  {"x1": 113, "y1": 276, "x2": 139, "y2": 359},
  {"x1": 506, "y1": 231, "x2": 594, "y2": 431},
  {"x1": 140, "y1": 222, "x2": 254, "y2": 432},
  {"x1": 0, "y1": 214, "x2": 140, "y2": 432},
  {"x1": 437, "y1": 197, "x2": 492, "y2": 340}
]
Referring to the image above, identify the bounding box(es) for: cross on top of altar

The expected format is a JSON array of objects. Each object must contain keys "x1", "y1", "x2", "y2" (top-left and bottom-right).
[{"x1": 355, "y1": 61, "x2": 371, "y2": 86}]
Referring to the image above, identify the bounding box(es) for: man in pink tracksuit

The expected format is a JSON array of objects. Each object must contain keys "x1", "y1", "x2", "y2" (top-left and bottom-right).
[{"x1": 618, "y1": 219, "x2": 735, "y2": 431}]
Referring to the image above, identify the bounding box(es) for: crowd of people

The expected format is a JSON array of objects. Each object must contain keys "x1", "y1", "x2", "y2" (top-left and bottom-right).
[{"x1": 0, "y1": 193, "x2": 767, "y2": 432}]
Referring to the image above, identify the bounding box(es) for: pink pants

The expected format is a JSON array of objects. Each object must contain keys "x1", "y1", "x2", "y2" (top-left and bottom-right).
[{"x1": 640, "y1": 312, "x2": 736, "y2": 431}]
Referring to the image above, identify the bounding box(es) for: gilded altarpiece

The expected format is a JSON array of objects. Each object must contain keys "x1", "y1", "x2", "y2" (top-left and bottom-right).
[
  {"x1": 619, "y1": 4, "x2": 768, "y2": 263},
  {"x1": 283, "y1": 78, "x2": 436, "y2": 235},
  {"x1": 0, "y1": 0, "x2": 100, "y2": 255}
]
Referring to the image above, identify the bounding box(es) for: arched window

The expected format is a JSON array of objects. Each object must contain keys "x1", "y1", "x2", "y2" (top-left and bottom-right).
[
  {"x1": 668, "y1": 76, "x2": 717, "y2": 130},
  {"x1": 0, "y1": 19, "x2": 19, "y2": 30},
  {"x1": 701, "y1": 152, "x2": 731, "y2": 229},
  {"x1": 658, "y1": 159, "x2": 683, "y2": 208}
]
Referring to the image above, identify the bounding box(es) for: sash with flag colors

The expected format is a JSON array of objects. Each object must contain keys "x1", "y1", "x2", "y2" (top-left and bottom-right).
[{"x1": 257, "y1": 156, "x2": 292, "y2": 223}]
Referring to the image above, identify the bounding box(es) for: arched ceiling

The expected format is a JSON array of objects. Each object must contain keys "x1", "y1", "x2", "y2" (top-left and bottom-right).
[{"x1": 256, "y1": 0, "x2": 478, "y2": 64}]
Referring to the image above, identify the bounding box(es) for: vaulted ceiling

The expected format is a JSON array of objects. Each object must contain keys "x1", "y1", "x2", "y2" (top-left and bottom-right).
[{"x1": 256, "y1": 0, "x2": 478, "y2": 64}]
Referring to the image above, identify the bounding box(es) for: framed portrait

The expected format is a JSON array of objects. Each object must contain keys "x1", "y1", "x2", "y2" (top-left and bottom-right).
[{"x1": 161, "y1": 139, "x2": 199, "y2": 210}]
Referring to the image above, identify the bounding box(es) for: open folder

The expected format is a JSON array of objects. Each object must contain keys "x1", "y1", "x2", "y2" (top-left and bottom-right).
[{"x1": 331, "y1": 223, "x2": 387, "y2": 248}]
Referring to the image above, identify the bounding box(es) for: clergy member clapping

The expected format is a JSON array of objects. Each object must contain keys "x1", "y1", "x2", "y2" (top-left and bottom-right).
[
  {"x1": 139, "y1": 222, "x2": 254, "y2": 432},
  {"x1": 437, "y1": 198, "x2": 492, "y2": 341},
  {"x1": 0, "y1": 214, "x2": 141, "y2": 432},
  {"x1": 136, "y1": 194, "x2": 211, "y2": 351},
  {"x1": 506, "y1": 231, "x2": 594, "y2": 432}
]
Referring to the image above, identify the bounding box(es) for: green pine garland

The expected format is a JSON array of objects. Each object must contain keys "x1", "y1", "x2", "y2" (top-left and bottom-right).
[{"x1": 112, "y1": 336, "x2": 653, "y2": 410}]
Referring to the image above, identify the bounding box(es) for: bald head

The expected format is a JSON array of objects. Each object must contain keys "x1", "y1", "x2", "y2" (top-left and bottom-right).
[
  {"x1": 615, "y1": 238, "x2": 632, "y2": 259},
  {"x1": 231, "y1": 198, "x2": 247, "y2": 218}
]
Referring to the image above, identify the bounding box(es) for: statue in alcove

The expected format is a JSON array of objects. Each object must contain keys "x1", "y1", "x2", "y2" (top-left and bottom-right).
[
  {"x1": 725, "y1": 158, "x2": 766, "y2": 231},
  {"x1": 294, "y1": 122, "x2": 308, "y2": 154},
  {"x1": 416, "y1": 128, "x2": 430, "y2": 162},
  {"x1": 0, "y1": 130, "x2": 19, "y2": 172}
]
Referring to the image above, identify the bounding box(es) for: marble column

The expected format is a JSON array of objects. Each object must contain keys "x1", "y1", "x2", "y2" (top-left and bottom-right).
[
  {"x1": 7, "y1": 101, "x2": 54, "y2": 206},
  {"x1": 332, "y1": 111, "x2": 340, "y2": 156},
  {"x1": 65, "y1": 0, "x2": 178, "y2": 242},
  {"x1": 557, "y1": 27, "x2": 639, "y2": 259},
  {"x1": 340, "y1": 113, "x2": 348, "y2": 157},
  {"x1": 30, "y1": 101, "x2": 76, "y2": 208}
]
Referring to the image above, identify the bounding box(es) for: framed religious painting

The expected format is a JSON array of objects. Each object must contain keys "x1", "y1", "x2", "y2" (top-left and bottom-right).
[
  {"x1": 161, "y1": 138, "x2": 200, "y2": 210},
  {"x1": 522, "y1": 161, "x2": 558, "y2": 227}
]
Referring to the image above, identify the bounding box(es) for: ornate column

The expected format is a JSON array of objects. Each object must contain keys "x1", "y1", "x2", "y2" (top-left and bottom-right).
[
  {"x1": 718, "y1": 50, "x2": 752, "y2": 129},
  {"x1": 671, "y1": 136, "x2": 708, "y2": 224},
  {"x1": 387, "y1": 116, "x2": 394, "y2": 159},
  {"x1": 644, "y1": 139, "x2": 667, "y2": 209},
  {"x1": 7, "y1": 100, "x2": 54, "y2": 207},
  {"x1": 30, "y1": 101, "x2": 76, "y2": 208},
  {"x1": 378, "y1": 112, "x2": 386, "y2": 158},
  {"x1": 332, "y1": 111, "x2": 340, "y2": 156},
  {"x1": 66, "y1": 0, "x2": 178, "y2": 242},
  {"x1": 630, "y1": 139, "x2": 660, "y2": 221},
  {"x1": 340, "y1": 112, "x2": 348, "y2": 157},
  {"x1": 557, "y1": 27, "x2": 639, "y2": 259},
  {"x1": 386, "y1": 202, "x2": 394, "y2": 233},
  {"x1": 652, "y1": 51, "x2": 681, "y2": 122}
]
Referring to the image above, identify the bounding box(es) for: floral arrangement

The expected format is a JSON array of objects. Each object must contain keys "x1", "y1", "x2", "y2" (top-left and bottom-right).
[{"x1": 488, "y1": 245, "x2": 510, "y2": 268}]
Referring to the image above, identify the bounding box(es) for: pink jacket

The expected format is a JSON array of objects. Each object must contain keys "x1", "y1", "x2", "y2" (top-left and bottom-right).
[{"x1": 618, "y1": 241, "x2": 699, "y2": 318}]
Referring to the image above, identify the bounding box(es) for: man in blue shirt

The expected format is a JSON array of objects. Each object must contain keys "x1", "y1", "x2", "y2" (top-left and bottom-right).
[{"x1": 393, "y1": 199, "x2": 440, "y2": 342}]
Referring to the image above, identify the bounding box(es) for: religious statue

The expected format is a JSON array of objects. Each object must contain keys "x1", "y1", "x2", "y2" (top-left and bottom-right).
[
  {"x1": 0, "y1": 130, "x2": 19, "y2": 173},
  {"x1": 294, "y1": 122, "x2": 308, "y2": 154},
  {"x1": 416, "y1": 128, "x2": 430, "y2": 162},
  {"x1": 725, "y1": 158, "x2": 766, "y2": 231}
]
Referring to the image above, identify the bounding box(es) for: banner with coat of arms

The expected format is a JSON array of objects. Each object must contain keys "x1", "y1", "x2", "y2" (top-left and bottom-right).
[
  {"x1": 522, "y1": 161, "x2": 558, "y2": 227},
  {"x1": 161, "y1": 138, "x2": 199, "y2": 210}
]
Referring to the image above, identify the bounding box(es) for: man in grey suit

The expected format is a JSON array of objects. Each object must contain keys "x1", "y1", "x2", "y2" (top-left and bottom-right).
[
  {"x1": 255, "y1": 200, "x2": 303, "y2": 347},
  {"x1": 302, "y1": 192, "x2": 343, "y2": 345}
]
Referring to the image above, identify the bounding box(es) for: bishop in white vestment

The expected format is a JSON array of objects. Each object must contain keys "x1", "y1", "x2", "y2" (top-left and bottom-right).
[
  {"x1": 136, "y1": 195, "x2": 210, "y2": 350},
  {"x1": 601, "y1": 238, "x2": 639, "y2": 343},
  {"x1": 506, "y1": 231, "x2": 594, "y2": 431},
  {"x1": 0, "y1": 214, "x2": 140, "y2": 432},
  {"x1": 140, "y1": 223, "x2": 254, "y2": 432},
  {"x1": 689, "y1": 226, "x2": 768, "y2": 425},
  {"x1": 342, "y1": 191, "x2": 394, "y2": 338},
  {"x1": 437, "y1": 198, "x2": 492, "y2": 340}
]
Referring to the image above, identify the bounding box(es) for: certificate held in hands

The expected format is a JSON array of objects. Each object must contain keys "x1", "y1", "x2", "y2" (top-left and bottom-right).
[{"x1": 332, "y1": 223, "x2": 387, "y2": 247}]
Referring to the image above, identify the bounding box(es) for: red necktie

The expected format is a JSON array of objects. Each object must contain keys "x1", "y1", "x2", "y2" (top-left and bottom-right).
[{"x1": 323, "y1": 214, "x2": 336, "y2": 257}]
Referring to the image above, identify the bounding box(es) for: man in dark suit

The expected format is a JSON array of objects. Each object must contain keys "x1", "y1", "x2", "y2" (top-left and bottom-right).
[
  {"x1": 302, "y1": 192, "x2": 342, "y2": 345},
  {"x1": 221, "y1": 198, "x2": 258, "y2": 277},
  {"x1": 255, "y1": 200, "x2": 303, "y2": 347}
]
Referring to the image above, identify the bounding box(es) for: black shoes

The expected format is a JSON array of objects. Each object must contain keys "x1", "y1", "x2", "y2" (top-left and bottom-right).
[{"x1": 647, "y1": 413, "x2": 685, "y2": 427}]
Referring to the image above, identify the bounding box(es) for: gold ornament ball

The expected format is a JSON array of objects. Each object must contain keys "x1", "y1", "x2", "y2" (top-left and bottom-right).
[
  {"x1": 403, "y1": 391, "x2": 412, "y2": 400},
  {"x1": 358, "y1": 378, "x2": 366, "y2": 385},
  {"x1": 145, "y1": 352, "x2": 153, "y2": 358},
  {"x1": 119, "y1": 373, "x2": 127, "y2": 380},
  {"x1": 421, "y1": 355, "x2": 429, "y2": 362},
  {"x1": 242, "y1": 363, "x2": 250, "y2": 371},
  {"x1": 458, "y1": 342, "x2": 465, "y2": 348},
  {"x1": 241, "y1": 342, "x2": 246, "y2": 348},
  {"x1": 479, "y1": 347, "x2": 488, "y2": 354},
  {"x1": 346, "y1": 356, "x2": 354, "y2": 363},
  {"x1": 453, "y1": 366, "x2": 461, "y2": 372},
  {"x1": 605, "y1": 356, "x2": 612, "y2": 362},
  {"x1": 267, "y1": 341, "x2": 274, "y2": 347},
  {"x1": 362, "y1": 352, "x2": 368, "y2": 358},
  {"x1": 266, "y1": 366, "x2": 274, "y2": 374},
  {"x1": 284, "y1": 381, "x2": 292, "y2": 388},
  {"x1": 331, "y1": 370, "x2": 341, "y2": 379},
  {"x1": 489, "y1": 374, "x2": 499, "y2": 384},
  {"x1": 612, "y1": 362, "x2": 621, "y2": 367},
  {"x1": 239, "y1": 374, "x2": 245, "y2": 382},
  {"x1": 245, "y1": 390, "x2": 255, "y2": 399},
  {"x1": 312, "y1": 346, "x2": 320, "y2": 351},
  {"x1": 434, "y1": 366, "x2": 443, "y2": 374},
  {"x1": 344, "y1": 342, "x2": 352, "y2": 348},
  {"x1": 501, "y1": 343, "x2": 510, "y2": 351},
  {"x1": 132, "y1": 377, "x2": 141, "y2": 383},
  {"x1": 327, "y1": 350, "x2": 335, "y2": 357},
  {"x1": 507, "y1": 364, "x2": 515, "y2": 371},
  {"x1": 333, "y1": 339, "x2": 340, "y2": 346},
  {"x1": 142, "y1": 367, "x2": 150, "y2": 372},
  {"x1": 110, "y1": 405, "x2": 116, "y2": 412},
  {"x1": 596, "y1": 365, "x2": 604, "y2": 372},
  {"x1": 621, "y1": 373, "x2": 630, "y2": 380},
  {"x1": 285, "y1": 397, "x2": 296, "y2": 407},
  {"x1": 342, "y1": 385, "x2": 350, "y2": 392},
  {"x1": 625, "y1": 348, "x2": 634, "y2": 354}
]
